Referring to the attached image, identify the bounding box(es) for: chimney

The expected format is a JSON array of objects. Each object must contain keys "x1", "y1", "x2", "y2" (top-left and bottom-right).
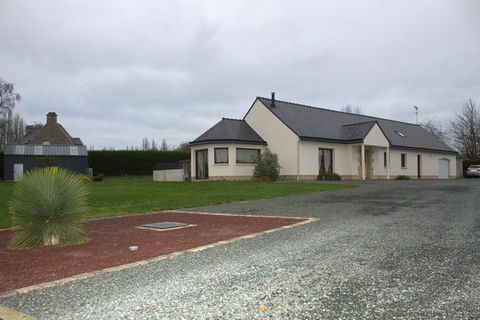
[
  {"x1": 46, "y1": 112, "x2": 57, "y2": 125},
  {"x1": 25, "y1": 125, "x2": 34, "y2": 135},
  {"x1": 271, "y1": 92, "x2": 276, "y2": 108}
]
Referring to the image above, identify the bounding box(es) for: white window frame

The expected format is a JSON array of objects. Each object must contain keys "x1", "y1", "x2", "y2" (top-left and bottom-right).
[{"x1": 214, "y1": 147, "x2": 229, "y2": 164}]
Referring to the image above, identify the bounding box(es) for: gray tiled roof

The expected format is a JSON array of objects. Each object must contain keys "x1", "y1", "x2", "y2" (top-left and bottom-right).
[
  {"x1": 4, "y1": 144, "x2": 88, "y2": 156},
  {"x1": 190, "y1": 118, "x2": 266, "y2": 146},
  {"x1": 256, "y1": 97, "x2": 456, "y2": 153},
  {"x1": 341, "y1": 121, "x2": 376, "y2": 141}
]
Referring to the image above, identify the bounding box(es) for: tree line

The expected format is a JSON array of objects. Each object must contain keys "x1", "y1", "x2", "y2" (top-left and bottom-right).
[{"x1": 123, "y1": 138, "x2": 188, "y2": 151}]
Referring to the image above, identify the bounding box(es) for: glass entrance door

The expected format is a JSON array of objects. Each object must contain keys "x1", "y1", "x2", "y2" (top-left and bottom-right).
[
  {"x1": 196, "y1": 149, "x2": 209, "y2": 180},
  {"x1": 319, "y1": 149, "x2": 333, "y2": 175}
]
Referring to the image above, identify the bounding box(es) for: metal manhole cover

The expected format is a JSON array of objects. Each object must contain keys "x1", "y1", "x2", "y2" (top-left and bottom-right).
[{"x1": 139, "y1": 222, "x2": 189, "y2": 230}]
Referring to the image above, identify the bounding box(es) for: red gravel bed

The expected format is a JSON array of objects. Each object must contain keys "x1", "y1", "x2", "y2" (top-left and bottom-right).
[{"x1": 0, "y1": 211, "x2": 305, "y2": 294}]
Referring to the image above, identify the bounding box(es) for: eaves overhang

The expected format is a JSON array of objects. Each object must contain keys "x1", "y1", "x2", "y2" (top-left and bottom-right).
[
  {"x1": 299, "y1": 136, "x2": 363, "y2": 144},
  {"x1": 188, "y1": 139, "x2": 268, "y2": 147},
  {"x1": 389, "y1": 145, "x2": 458, "y2": 155}
]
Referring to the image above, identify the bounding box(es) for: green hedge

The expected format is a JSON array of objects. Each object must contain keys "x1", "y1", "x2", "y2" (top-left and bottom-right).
[{"x1": 88, "y1": 150, "x2": 190, "y2": 176}]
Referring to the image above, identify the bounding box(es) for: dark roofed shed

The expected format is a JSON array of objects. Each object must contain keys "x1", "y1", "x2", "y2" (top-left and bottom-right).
[{"x1": 3, "y1": 144, "x2": 88, "y2": 181}]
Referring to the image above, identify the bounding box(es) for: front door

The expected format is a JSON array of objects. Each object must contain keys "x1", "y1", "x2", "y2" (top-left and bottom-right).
[
  {"x1": 196, "y1": 149, "x2": 208, "y2": 180},
  {"x1": 13, "y1": 163, "x2": 24, "y2": 181},
  {"x1": 364, "y1": 149, "x2": 371, "y2": 179},
  {"x1": 417, "y1": 155, "x2": 421, "y2": 179}
]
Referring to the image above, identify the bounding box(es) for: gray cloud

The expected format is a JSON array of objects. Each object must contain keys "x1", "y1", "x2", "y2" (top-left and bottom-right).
[{"x1": 1, "y1": 0, "x2": 479, "y2": 148}]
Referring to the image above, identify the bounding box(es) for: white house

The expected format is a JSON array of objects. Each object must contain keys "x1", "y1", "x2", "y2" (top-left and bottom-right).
[{"x1": 189, "y1": 94, "x2": 457, "y2": 181}]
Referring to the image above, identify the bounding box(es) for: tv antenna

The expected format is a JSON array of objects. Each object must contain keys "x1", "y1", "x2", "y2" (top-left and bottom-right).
[{"x1": 414, "y1": 106, "x2": 419, "y2": 124}]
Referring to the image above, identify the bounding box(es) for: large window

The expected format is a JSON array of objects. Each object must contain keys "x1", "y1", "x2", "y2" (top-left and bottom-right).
[
  {"x1": 236, "y1": 148, "x2": 260, "y2": 164},
  {"x1": 319, "y1": 149, "x2": 333, "y2": 174},
  {"x1": 401, "y1": 153, "x2": 407, "y2": 168},
  {"x1": 214, "y1": 148, "x2": 229, "y2": 164}
]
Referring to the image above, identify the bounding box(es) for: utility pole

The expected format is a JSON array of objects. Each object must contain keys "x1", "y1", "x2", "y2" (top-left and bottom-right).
[{"x1": 414, "y1": 106, "x2": 418, "y2": 124}]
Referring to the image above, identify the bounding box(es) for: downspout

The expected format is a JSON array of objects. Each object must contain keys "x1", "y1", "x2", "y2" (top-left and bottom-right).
[
  {"x1": 191, "y1": 148, "x2": 195, "y2": 181},
  {"x1": 297, "y1": 139, "x2": 300, "y2": 181},
  {"x1": 361, "y1": 143, "x2": 366, "y2": 180},
  {"x1": 386, "y1": 146, "x2": 390, "y2": 180}
]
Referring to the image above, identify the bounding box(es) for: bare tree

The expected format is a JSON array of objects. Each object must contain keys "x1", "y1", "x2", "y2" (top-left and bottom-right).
[
  {"x1": 141, "y1": 137, "x2": 150, "y2": 150},
  {"x1": 175, "y1": 141, "x2": 189, "y2": 152},
  {"x1": 160, "y1": 138, "x2": 168, "y2": 151},
  {"x1": 10, "y1": 113, "x2": 25, "y2": 142},
  {"x1": 151, "y1": 139, "x2": 158, "y2": 150},
  {"x1": 420, "y1": 118, "x2": 449, "y2": 144},
  {"x1": 0, "y1": 78, "x2": 21, "y2": 149},
  {"x1": 340, "y1": 104, "x2": 363, "y2": 115},
  {"x1": 0, "y1": 113, "x2": 26, "y2": 146},
  {"x1": 450, "y1": 99, "x2": 480, "y2": 161},
  {"x1": 0, "y1": 78, "x2": 21, "y2": 115}
]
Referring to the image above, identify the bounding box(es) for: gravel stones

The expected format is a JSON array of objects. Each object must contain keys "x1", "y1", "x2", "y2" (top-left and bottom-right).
[{"x1": 1, "y1": 180, "x2": 479, "y2": 319}]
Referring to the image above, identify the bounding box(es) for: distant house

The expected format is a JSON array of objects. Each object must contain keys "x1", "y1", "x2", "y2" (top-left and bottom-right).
[
  {"x1": 3, "y1": 112, "x2": 88, "y2": 181},
  {"x1": 189, "y1": 94, "x2": 457, "y2": 180}
]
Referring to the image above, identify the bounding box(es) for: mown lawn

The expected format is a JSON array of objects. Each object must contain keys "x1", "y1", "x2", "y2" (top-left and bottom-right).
[{"x1": 0, "y1": 176, "x2": 354, "y2": 228}]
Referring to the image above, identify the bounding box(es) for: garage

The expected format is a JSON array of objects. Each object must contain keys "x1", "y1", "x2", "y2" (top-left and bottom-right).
[{"x1": 438, "y1": 158, "x2": 450, "y2": 179}]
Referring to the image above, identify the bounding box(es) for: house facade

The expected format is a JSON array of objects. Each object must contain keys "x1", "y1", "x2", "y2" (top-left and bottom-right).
[
  {"x1": 190, "y1": 95, "x2": 457, "y2": 181},
  {"x1": 3, "y1": 112, "x2": 88, "y2": 181}
]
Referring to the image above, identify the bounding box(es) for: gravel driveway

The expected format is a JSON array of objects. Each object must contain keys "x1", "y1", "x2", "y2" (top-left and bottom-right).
[{"x1": 1, "y1": 180, "x2": 479, "y2": 319}]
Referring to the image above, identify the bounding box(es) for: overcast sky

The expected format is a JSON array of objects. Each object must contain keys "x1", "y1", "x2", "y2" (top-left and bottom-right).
[{"x1": 1, "y1": 0, "x2": 479, "y2": 149}]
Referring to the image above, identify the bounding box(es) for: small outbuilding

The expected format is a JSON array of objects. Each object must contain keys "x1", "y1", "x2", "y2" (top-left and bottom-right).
[
  {"x1": 4, "y1": 144, "x2": 88, "y2": 180},
  {"x1": 3, "y1": 112, "x2": 88, "y2": 181}
]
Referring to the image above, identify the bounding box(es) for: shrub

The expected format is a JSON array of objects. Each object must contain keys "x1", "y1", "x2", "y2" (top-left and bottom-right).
[
  {"x1": 253, "y1": 148, "x2": 281, "y2": 181},
  {"x1": 93, "y1": 174, "x2": 105, "y2": 182},
  {"x1": 9, "y1": 167, "x2": 89, "y2": 249},
  {"x1": 317, "y1": 172, "x2": 342, "y2": 181},
  {"x1": 78, "y1": 174, "x2": 91, "y2": 184},
  {"x1": 395, "y1": 175, "x2": 411, "y2": 180},
  {"x1": 88, "y1": 150, "x2": 190, "y2": 176}
]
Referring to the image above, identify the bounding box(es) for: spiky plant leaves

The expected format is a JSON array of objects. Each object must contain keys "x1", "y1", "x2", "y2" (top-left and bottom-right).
[{"x1": 9, "y1": 167, "x2": 90, "y2": 249}]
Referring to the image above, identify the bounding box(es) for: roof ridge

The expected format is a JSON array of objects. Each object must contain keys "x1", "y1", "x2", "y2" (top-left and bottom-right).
[
  {"x1": 257, "y1": 97, "x2": 422, "y2": 127},
  {"x1": 342, "y1": 120, "x2": 377, "y2": 127},
  {"x1": 190, "y1": 117, "x2": 266, "y2": 145},
  {"x1": 56, "y1": 123, "x2": 75, "y2": 144},
  {"x1": 221, "y1": 117, "x2": 244, "y2": 121}
]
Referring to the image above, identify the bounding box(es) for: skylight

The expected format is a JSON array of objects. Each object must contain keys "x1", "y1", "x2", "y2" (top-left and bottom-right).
[{"x1": 396, "y1": 130, "x2": 406, "y2": 137}]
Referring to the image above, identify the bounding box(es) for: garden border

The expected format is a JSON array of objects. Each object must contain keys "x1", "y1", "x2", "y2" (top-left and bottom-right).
[{"x1": 0, "y1": 211, "x2": 316, "y2": 298}]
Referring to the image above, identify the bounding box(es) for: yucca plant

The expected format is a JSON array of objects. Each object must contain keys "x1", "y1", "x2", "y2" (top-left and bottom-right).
[{"x1": 9, "y1": 167, "x2": 90, "y2": 249}]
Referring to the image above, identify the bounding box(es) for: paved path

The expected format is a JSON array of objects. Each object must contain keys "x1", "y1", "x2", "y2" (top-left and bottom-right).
[{"x1": 1, "y1": 180, "x2": 479, "y2": 319}]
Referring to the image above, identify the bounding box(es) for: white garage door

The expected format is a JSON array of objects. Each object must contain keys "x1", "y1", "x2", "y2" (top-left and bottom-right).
[{"x1": 438, "y1": 159, "x2": 449, "y2": 179}]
